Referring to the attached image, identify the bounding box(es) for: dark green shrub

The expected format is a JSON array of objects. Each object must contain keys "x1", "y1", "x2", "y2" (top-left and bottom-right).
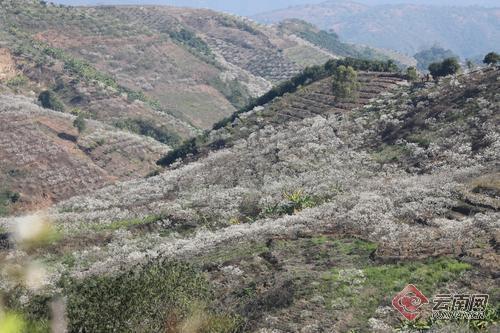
[
  {"x1": 124, "y1": 89, "x2": 146, "y2": 103},
  {"x1": 483, "y1": 52, "x2": 500, "y2": 65},
  {"x1": 38, "y1": 90, "x2": 64, "y2": 112},
  {"x1": 61, "y1": 261, "x2": 210, "y2": 332},
  {"x1": 263, "y1": 190, "x2": 319, "y2": 217},
  {"x1": 428, "y1": 57, "x2": 461, "y2": 78},
  {"x1": 466, "y1": 59, "x2": 475, "y2": 70},
  {"x1": 115, "y1": 118, "x2": 181, "y2": 146},
  {"x1": 168, "y1": 28, "x2": 212, "y2": 57},
  {"x1": 73, "y1": 114, "x2": 86, "y2": 134},
  {"x1": 217, "y1": 15, "x2": 258, "y2": 35},
  {"x1": 405, "y1": 66, "x2": 418, "y2": 82},
  {"x1": 157, "y1": 138, "x2": 198, "y2": 166},
  {"x1": 6, "y1": 260, "x2": 243, "y2": 332},
  {"x1": 0, "y1": 190, "x2": 20, "y2": 216}
]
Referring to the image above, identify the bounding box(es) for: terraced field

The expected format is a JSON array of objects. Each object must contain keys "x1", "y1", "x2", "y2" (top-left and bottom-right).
[
  {"x1": 105, "y1": 6, "x2": 314, "y2": 83},
  {"x1": 0, "y1": 94, "x2": 168, "y2": 213},
  {"x1": 0, "y1": 2, "x2": 342, "y2": 132},
  {"x1": 257, "y1": 72, "x2": 404, "y2": 121},
  {"x1": 197, "y1": 71, "x2": 406, "y2": 154}
]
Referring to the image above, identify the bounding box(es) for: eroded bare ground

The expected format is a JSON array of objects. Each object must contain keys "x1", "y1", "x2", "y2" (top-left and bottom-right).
[
  {"x1": 0, "y1": 67, "x2": 498, "y2": 332},
  {"x1": 0, "y1": 95, "x2": 168, "y2": 212}
]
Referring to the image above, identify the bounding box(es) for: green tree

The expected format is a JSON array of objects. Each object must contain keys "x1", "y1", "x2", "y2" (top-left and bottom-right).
[
  {"x1": 428, "y1": 58, "x2": 461, "y2": 79},
  {"x1": 483, "y1": 52, "x2": 500, "y2": 65},
  {"x1": 73, "y1": 114, "x2": 86, "y2": 134},
  {"x1": 405, "y1": 67, "x2": 418, "y2": 82},
  {"x1": 38, "y1": 90, "x2": 64, "y2": 112},
  {"x1": 331, "y1": 65, "x2": 360, "y2": 100},
  {"x1": 466, "y1": 59, "x2": 475, "y2": 70}
]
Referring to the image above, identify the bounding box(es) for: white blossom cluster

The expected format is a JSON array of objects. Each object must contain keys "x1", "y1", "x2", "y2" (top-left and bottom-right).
[{"x1": 1, "y1": 68, "x2": 498, "y2": 285}]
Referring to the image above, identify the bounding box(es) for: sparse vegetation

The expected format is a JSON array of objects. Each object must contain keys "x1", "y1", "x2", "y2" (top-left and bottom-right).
[
  {"x1": 362, "y1": 258, "x2": 471, "y2": 298},
  {"x1": 320, "y1": 255, "x2": 472, "y2": 329},
  {"x1": 208, "y1": 77, "x2": 251, "y2": 110},
  {"x1": 6, "y1": 26, "x2": 165, "y2": 112},
  {"x1": 5, "y1": 74, "x2": 28, "y2": 88}
]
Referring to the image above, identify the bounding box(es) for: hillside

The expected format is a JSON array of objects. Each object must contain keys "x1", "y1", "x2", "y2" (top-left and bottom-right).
[
  {"x1": 276, "y1": 19, "x2": 417, "y2": 68},
  {"x1": 0, "y1": 94, "x2": 168, "y2": 214},
  {"x1": 0, "y1": 0, "x2": 350, "y2": 134},
  {"x1": 253, "y1": 0, "x2": 500, "y2": 59},
  {"x1": 0, "y1": 63, "x2": 498, "y2": 331}
]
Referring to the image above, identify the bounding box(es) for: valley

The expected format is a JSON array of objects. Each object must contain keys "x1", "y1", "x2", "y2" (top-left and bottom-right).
[{"x1": 0, "y1": 1, "x2": 498, "y2": 332}]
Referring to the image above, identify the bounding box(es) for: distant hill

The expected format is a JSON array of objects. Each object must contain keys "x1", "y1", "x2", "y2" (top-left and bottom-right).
[
  {"x1": 253, "y1": 0, "x2": 500, "y2": 59},
  {"x1": 53, "y1": 0, "x2": 500, "y2": 15},
  {"x1": 275, "y1": 19, "x2": 417, "y2": 67},
  {"x1": 53, "y1": 0, "x2": 327, "y2": 16}
]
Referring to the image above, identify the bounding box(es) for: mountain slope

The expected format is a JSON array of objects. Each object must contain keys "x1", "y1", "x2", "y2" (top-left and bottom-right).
[
  {"x1": 253, "y1": 0, "x2": 500, "y2": 59},
  {"x1": 0, "y1": 94, "x2": 168, "y2": 213},
  {"x1": 0, "y1": 1, "x2": 403, "y2": 215},
  {"x1": 1, "y1": 65, "x2": 498, "y2": 331},
  {"x1": 0, "y1": 1, "x2": 346, "y2": 133}
]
